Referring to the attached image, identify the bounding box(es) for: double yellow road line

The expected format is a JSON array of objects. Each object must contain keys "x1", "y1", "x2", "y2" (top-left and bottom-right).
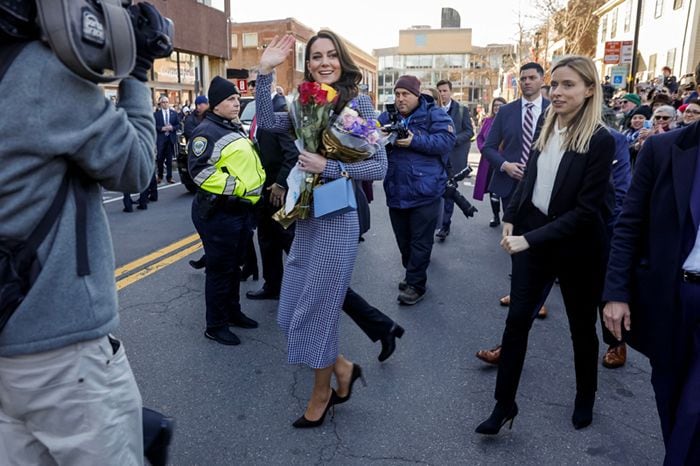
[{"x1": 115, "y1": 233, "x2": 203, "y2": 290}]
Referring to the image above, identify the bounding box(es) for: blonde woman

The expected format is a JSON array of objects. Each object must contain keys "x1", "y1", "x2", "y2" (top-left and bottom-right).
[{"x1": 475, "y1": 56, "x2": 615, "y2": 434}]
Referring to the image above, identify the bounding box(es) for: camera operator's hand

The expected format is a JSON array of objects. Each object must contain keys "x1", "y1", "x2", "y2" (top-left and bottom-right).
[
  {"x1": 128, "y1": 2, "x2": 173, "y2": 82},
  {"x1": 395, "y1": 130, "x2": 413, "y2": 147},
  {"x1": 260, "y1": 35, "x2": 295, "y2": 75},
  {"x1": 502, "y1": 161, "x2": 526, "y2": 180}
]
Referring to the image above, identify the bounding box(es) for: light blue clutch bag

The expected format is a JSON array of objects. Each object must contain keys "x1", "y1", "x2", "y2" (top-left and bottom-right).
[{"x1": 313, "y1": 161, "x2": 357, "y2": 219}]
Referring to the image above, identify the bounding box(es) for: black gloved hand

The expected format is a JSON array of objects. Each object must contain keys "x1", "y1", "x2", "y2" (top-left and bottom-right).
[{"x1": 128, "y1": 2, "x2": 173, "y2": 82}]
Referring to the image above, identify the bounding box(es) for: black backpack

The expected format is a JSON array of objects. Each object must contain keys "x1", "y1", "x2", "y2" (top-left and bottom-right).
[{"x1": 0, "y1": 42, "x2": 89, "y2": 332}]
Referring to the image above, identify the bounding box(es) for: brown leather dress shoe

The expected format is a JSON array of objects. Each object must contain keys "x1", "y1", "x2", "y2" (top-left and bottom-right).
[
  {"x1": 476, "y1": 345, "x2": 501, "y2": 365},
  {"x1": 499, "y1": 295, "x2": 510, "y2": 306},
  {"x1": 537, "y1": 306, "x2": 548, "y2": 319},
  {"x1": 602, "y1": 343, "x2": 627, "y2": 368}
]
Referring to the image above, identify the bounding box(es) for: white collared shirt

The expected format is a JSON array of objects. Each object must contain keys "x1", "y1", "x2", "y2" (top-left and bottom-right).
[
  {"x1": 683, "y1": 227, "x2": 700, "y2": 272},
  {"x1": 162, "y1": 109, "x2": 169, "y2": 126},
  {"x1": 442, "y1": 99, "x2": 452, "y2": 113},
  {"x1": 532, "y1": 122, "x2": 567, "y2": 215},
  {"x1": 521, "y1": 95, "x2": 543, "y2": 127}
]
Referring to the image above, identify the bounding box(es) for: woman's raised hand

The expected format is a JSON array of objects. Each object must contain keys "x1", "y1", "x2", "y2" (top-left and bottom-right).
[{"x1": 259, "y1": 35, "x2": 296, "y2": 74}]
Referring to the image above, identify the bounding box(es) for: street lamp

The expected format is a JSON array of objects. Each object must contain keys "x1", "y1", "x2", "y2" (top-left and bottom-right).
[{"x1": 628, "y1": 0, "x2": 643, "y2": 92}]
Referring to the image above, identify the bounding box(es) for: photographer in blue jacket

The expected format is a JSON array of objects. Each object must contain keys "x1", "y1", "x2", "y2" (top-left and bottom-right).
[{"x1": 379, "y1": 75, "x2": 456, "y2": 305}]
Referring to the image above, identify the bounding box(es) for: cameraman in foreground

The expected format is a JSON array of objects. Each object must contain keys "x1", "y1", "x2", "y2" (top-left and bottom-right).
[
  {"x1": 0, "y1": 2, "x2": 169, "y2": 463},
  {"x1": 379, "y1": 75, "x2": 456, "y2": 305}
]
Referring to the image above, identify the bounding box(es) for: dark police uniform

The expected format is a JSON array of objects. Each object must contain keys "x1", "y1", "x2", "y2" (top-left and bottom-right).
[{"x1": 188, "y1": 112, "x2": 265, "y2": 333}]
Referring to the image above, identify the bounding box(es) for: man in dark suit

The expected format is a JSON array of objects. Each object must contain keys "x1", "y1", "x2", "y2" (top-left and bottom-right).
[
  {"x1": 246, "y1": 95, "x2": 298, "y2": 300},
  {"x1": 154, "y1": 95, "x2": 179, "y2": 183},
  {"x1": 435, "y1": 79, "x2": 474, "y2": 241},
  {"x1": 481, "y1": 62, "x2": 550, "y2": 315},
  {"x1": 482, "y1": 62, "x2": 549, "y2": 210},
  {"x1": 603, "y1": 121, "x2": 700, "y2": 465}
]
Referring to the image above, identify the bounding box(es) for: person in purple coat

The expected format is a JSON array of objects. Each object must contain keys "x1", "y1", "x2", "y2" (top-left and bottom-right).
[{"x1": 474, "y1": 97, "x2": 507, "y2": 227}]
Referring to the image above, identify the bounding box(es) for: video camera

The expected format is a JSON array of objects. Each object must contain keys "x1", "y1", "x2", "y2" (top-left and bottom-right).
[
  {"x1": 382, "y1": 103, "x2": 409, "y2": 140},
  {"x1": 0, "y1": 0, "x2": 173, "y2": 83},
  {"x1": 444, "y1": 165, "x2": 478, "y2": 219}
]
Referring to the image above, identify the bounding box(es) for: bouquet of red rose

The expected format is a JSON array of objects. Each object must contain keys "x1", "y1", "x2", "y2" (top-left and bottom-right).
[
  {"x1": 274, "y1": 82, "x2": 338, "y2": 227},
  {"x1": 291, "y1": 81, "x2": 338, "y2": 152}
]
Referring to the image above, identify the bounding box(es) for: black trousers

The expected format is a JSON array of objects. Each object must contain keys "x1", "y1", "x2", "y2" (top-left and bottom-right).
[
  {"x1": 122, "y1": 191, "x2": 147, "y2": 210},
  {"x1": 343, "y1": 287, "x2": 394, "y2": 342},
  {"x1": 191, "y1": 198, "x2": 254, "y2": 329},
  {"x1": 495, "y1": 212, "x2": 603, "y2": 404},
  {"x1": 256, "y1": 196, "x2": 294, "y2": 293},
  {"x1": 156, "y1": 142, "x2": 174, "y2": 181},
  {"x1": 145, "y1": 173, "x2": 158, "y2": 201},
  {"x1": 388, "y1": 199, "x2": 441, "y2": 293}
]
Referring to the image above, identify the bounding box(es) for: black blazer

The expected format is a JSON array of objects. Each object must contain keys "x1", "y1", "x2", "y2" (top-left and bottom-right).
[
  {"x1": 256, "y1": 128, "x2": 298, "y2": 188},
  {"x1": 504, "y1": 126, "x2": 615, "y2": 250},
  {"x1": 603, "y1": 122, "x2": 700, "y2": 365}
]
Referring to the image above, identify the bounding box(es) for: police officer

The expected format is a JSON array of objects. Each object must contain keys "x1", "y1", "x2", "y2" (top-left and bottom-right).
[{"x1": 188, "y1": 76, "x2": 266, "y2": 345}]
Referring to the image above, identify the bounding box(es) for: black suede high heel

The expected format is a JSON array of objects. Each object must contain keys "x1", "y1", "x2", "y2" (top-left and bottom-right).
[
  {"x1": 571, "y1": 394, "x2": 595, "y2": 430},
  {"x1": 475, "y1": 401, "x2": 519, "y2": 435},
  {"x1": 334, "y1": 364, "x2": 366, "y2": 405},
  {"x1": 292, "y1": 389, "x2": 338, "y2": 428}
]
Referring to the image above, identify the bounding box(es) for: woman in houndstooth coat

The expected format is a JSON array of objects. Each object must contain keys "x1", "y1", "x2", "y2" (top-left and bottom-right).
[{"x1": 256, "y1": 32, "x2": 387, "y2": 428}]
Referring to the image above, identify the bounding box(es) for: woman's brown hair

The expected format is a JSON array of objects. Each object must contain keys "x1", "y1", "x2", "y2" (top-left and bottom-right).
[{"x1": 304, "y1": 29, "x2": 362, "y2": 113}]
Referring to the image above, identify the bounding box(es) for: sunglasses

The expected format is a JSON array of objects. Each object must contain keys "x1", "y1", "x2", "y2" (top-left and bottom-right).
[{"x1": 653, "y1": 115, "x2": 671, "y2": 120}]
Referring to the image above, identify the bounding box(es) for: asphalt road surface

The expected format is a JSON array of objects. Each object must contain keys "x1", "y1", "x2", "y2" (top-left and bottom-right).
[{"x1": 106, "y1": 168, "x2": 664, "y2": 465}]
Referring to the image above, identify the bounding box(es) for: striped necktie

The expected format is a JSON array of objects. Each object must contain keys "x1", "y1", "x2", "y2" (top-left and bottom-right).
[{"x1": 522, "y1": 102, "x2": 535, "y2": 164}]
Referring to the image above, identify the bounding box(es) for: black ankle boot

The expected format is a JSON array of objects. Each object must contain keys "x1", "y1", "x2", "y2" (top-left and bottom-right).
[
  {"x1": 475, "y1": 401, "x2": 518, "y2": 435},
  {"x1": 489, "y1": 197, "x2": 501, "y2": 227},
  {"x1": 240, "y1": 264, "x2": 259, "y2": 281},
  {"x1": 571, "y1": 393, "x2": 595, "y2": 430}
]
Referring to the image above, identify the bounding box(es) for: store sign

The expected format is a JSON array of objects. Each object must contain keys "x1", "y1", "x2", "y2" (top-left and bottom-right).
[
  {"x1": 237, "y1": 80, "x2": 247, "y2": 92},
  {"x1": 620, "y1": 40, "x2": 634, "y2": 64},
  {"x1": 604, "y1": 41, "x2": 622, "y2": 64}
]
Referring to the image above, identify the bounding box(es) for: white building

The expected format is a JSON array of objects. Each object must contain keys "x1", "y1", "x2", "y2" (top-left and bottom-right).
[{"x1": 593, "y1": 0, "x2": 699, "y2": 87}]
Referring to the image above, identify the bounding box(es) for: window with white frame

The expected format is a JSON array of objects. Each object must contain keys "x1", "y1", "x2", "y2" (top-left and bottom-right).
[
  {"x1": 231, "y1": 33, "x2": 238, "y2": 49},
  {"x1": 673, "y1": 0, "x2": 682, "y2": 9},
  {"x1": 654, "y1": 0, "x2": 663, "y2": 17},
  {"x1": 666, "y1": 48, "x2": 676, "y2": 70},
  {"x1": 624, "y1": 0, "x2": 632, "y2": 32},
  {"x1": 295, "y1": 42, "x2": 305, "y2": 72},
  {"x1": 600, "y1": 15, "x2": 608, "y2": 43},
  {"x1": 648, "y1": 53, "x2": 657, "y2": 76},
  {"x1": 242, "y1": 32, "x2": 258, "y2": 48},
  {"x1": 611, "y1": 9, "x2": 618, "y2": 38}
]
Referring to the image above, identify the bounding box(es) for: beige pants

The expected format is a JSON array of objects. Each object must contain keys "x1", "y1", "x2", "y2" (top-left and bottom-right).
[{"x1": 0, "y1": 336, "x2": 143, "y2": 466}]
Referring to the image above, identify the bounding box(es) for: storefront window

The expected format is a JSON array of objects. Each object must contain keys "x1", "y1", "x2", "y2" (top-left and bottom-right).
[
  {"x1": 152, "y1": 52, "x2": 179, "y2": 84},
  {"x1": 179, "y1": 52, "x2": 196, "y2": 85}
]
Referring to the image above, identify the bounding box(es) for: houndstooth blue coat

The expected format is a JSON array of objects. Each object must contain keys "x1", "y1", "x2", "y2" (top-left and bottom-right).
[{"x1": 256, "y1": 74, "x2": 387, "y2": 368}]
